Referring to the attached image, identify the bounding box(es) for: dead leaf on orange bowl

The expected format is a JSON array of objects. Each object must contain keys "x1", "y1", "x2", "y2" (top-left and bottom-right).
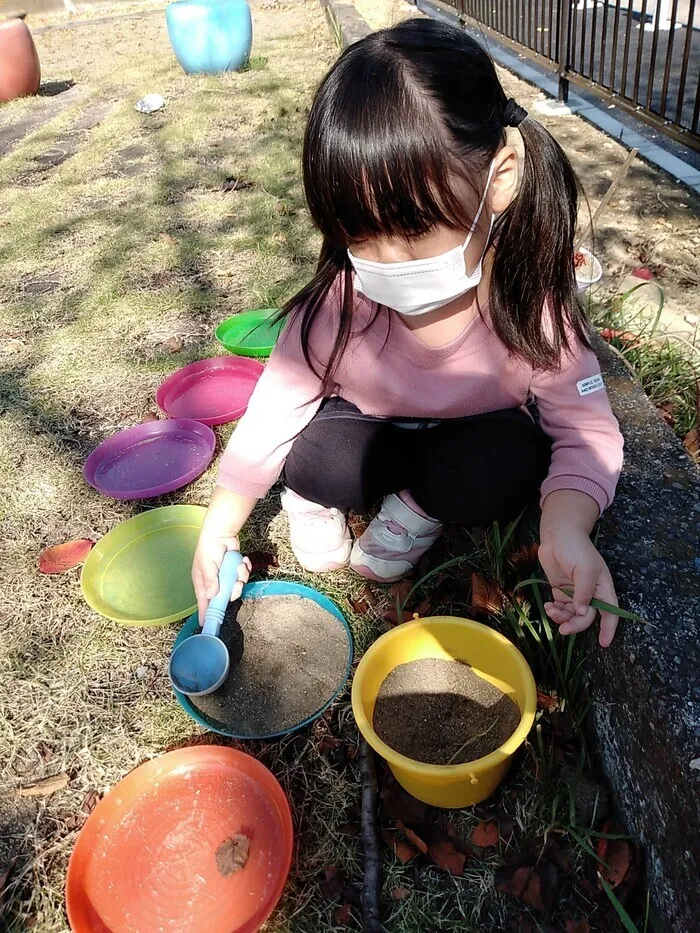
[
  {"x1": 38, "y1": 539, "x2": 94, "y2": 574},
  {"x1": 215, "y1": 834, "x2": 250, "y2": 877}
]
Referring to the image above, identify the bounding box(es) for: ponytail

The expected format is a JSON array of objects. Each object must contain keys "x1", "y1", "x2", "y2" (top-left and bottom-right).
[{"x1": 490, "y1": 114, "x2": 587, "y2": 367}]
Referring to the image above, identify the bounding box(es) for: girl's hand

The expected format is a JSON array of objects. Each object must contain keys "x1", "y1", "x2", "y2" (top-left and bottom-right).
[
  {"x1": 192, "y1": 486, "x2": 258, "y2": 624},
  {"x1": 539, "y1": 489, "x2": 619, "y2": 647},
  {"x1": 192, "y1": 531, "x2": 251, "y2": 625},
  {"x1": 538, "y1": 524, "x2": 619, "y2": 647}
]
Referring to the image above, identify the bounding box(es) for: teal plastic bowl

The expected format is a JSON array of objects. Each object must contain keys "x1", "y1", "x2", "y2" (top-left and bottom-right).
[
  {"x1": 166, "y1": 0, "x2": 253, "y2": 75},
  {"x1": 171, "y1": 581, "x2": 353, "y2": 739}
]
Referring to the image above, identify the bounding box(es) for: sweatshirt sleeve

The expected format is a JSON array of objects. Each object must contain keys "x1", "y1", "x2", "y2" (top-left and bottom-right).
[
  {"x1": 532, "y1": 334, "x2": 624, "y2": 515},
  {"x1": 216, "y1": 311, "x2": 327, "y2": 499}
]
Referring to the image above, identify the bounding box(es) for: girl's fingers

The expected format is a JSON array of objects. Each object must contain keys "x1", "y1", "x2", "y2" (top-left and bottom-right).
[
  {"x1": 230, "y1": 556, "x2": 253, "y2": 603},
  {"x1": 559, "y1": 607, "x2": 597, "y2": 636},
  {"x1": 596, "y1": 567, "x2": 620, "y2": 648},
  {"x1": 552, "y1": 586, "x2": 572, "y2": 604},
  {"x1": 193, "y1": 566, "x2": 210, "y2": 626},
  {"x1": 545, "y1": 602, "x2": 576, "y2": 625}
]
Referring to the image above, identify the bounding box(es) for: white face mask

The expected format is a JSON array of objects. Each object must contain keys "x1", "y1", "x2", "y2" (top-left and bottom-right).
[{"x1": 347, "y1": 161, "x2": 496, "y2": 317}]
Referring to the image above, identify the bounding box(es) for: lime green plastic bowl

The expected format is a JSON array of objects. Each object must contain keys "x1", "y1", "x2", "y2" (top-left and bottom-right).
[
  {"x1": 81, "y1": 505, "x2": 205, "y2": 626},
  {"x1": 215, "y1": 308, "x2": 283, "y2": 358}
]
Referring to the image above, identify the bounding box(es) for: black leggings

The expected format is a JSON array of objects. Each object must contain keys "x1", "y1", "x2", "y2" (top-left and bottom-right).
[{"x1": 283, "y1": 398, "x2": 551, "y2": 526}]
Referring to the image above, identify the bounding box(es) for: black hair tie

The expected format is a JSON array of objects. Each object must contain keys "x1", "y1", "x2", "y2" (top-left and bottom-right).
[{"x1": 503, "y1": 98, "x2": 528, "y2": 128}]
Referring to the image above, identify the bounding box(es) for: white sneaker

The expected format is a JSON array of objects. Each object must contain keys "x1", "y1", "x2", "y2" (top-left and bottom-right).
[
  {"x1": 350, "y1": 493, "x2": 442, "y2": 583},
  {"x1": 281, "y1": 489, "x2": 352, "y2": 573}
]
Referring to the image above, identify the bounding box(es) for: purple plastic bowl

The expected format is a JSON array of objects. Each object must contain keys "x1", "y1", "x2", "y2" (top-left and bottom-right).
[{"x1": 83, "y1": 419, "x2": 216, "y2": 500}]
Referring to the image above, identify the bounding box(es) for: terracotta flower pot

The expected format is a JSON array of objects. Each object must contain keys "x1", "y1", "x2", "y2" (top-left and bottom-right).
[{"x1": 0, "y1": 18, "x2": 41, "y2": 103}]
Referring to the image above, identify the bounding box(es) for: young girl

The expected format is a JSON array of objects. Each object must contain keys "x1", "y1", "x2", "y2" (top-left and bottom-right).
[{"x1": 192, "y1": 18, "x2": 624, "y2": 647}]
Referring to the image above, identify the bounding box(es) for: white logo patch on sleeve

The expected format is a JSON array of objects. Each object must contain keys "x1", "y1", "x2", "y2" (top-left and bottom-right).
[{"x1": 577, "y1": 374, "x2": 605, "y2": 397}]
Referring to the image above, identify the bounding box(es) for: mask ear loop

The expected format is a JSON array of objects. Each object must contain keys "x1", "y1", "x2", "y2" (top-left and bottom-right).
[
  {"x1": 462, "y1": 159, "x2": 497, "y2": 253},
  {"x1": 462, "y1": 160, "x2": 497, "y2": 276}
]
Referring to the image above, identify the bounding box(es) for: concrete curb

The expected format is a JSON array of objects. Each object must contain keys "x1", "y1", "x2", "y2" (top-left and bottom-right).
[{"x1": 318, "y1": 0, "x2": 370, "y2": 47}]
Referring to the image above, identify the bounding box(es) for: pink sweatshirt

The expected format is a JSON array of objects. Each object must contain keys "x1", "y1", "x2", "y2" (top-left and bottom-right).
[{"x1": 218, "y1": 293, "x2": 624, "y2": 514}]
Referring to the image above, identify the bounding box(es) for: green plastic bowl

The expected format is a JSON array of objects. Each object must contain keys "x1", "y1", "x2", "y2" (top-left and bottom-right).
[
  {"x1": 81, "y1": 505, "x2": 205, "y2": 626},
  {"x1": 215, "y1": 308, "x2": 284, "y2": 358}
]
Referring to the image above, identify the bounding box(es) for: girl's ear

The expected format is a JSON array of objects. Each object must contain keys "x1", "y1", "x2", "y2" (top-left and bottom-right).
[{"x1": 490, "y1": 144, "x2": 520, "y2": 213}]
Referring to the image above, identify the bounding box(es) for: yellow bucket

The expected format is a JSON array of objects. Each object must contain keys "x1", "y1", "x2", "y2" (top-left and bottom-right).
[{"x1": 351, "y1": 616, "x2": 536, "y2": 808}]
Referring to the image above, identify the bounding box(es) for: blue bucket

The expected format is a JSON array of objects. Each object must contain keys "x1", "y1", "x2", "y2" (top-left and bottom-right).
[
  {"x1": 166, "y1": 0, "x2": 253, "y2": 75},
  {"x1": 171, "y1": 580, "x2": 353, "y2": 739}
]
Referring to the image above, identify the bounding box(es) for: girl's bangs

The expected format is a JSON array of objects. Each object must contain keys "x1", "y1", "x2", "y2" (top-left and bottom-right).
[
  {"x1": 313, "y1": 147, "x2": 479, "y2": 246},
  {"x1": 305, "y1": 88, "x2": 482, "y2": 246}
]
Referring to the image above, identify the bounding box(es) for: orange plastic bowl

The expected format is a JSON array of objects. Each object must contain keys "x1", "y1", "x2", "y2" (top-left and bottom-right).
[{"x1": 66, "y1": 746, "x2": 293, "y2": 933}]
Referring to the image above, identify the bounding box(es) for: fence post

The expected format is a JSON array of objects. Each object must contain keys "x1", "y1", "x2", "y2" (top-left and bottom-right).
[{"x1": 557, "y1": 0, "x2": 572, "y2": 102}]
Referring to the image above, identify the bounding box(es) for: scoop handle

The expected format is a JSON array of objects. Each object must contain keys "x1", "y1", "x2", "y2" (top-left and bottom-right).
[{"x1": 202, "y1": 550, "x2": 244, "y2": 636}]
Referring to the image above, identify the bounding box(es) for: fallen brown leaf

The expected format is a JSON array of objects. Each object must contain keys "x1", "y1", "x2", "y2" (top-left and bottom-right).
[
  {"x1": 159, "y1": 232, "x2": 179, "y2": 245},
  {"x1": 510, "y1": 542, "x2": 539, "y2": 569},
  {"x1": 82, "y1": 789, "x2": 102, "y2": 814},
  {"x1": 36, "y1": 741, "x2": 54, "y2": 763},
  {"x1": 683, "y1": 427, "x2": 699, "y2": 460},
  {"x1": 319, "y1": 865, "x2": 346, "y2": 900},
  {"x1": 247, "y1": 550, "x2": 278, "y2": 574},
  {"x1": 536, "y1": 690, "x2": 559, "y2": 712},
  {"x1": 428, "y1": 838, "x2": 466, "y2": 876},
  {"x1": 318, "y1": 735, "x2": 343, "y2": 756},
  {"x1": 495, "y1": 849, "x2": 562, "y2": 914},
  {"x1": 348, "y1": 583, "x2": 378, "y2": 615},
  {"x1": 334, "y1": 903, "x2": 352, "y2": 926},
  {"x1": 18, "y1": 772, "x2": 69, "y2": 797},
  {"x1": 216, "y1": 834, "x2": 250, "y2": 876},
  {"x1": 388, "y1": 580, "x2": 413, "y2": 603},
  {"x1": 166, "y1": 336, "x2": 183, "y2": 353},
  {"x1": 140, "y1": 411, "x2": 160, "y2": 423},
  {"x1": 471, "y1": 573, "x2": 503, "y2": 616},
  {"x1": 657, "y1": 401, "x2": 675, "y2": 428},
  {"x1": 397, "y1": 821, "x2": 428, "y2": 855},
  {"x1": 381, "y1": 829, "x2": 419, "y2": 864},
  {"x1": 597, "y1": 826, "x2": 632, "y2": 889},
  {"x1": 565, "y1": 920, "x2": 591, "y2": 933},
  {"x1": 392, "y1": 886, "x2": 411, "y2": 901},
  {"x1": 471, "y1": 820, "x2": 499, "y2": 848},
  {"x1": 38, "y1": 540, "x2": 94, "y2": 574},
  {"x1": 338, "y1": 821, "x2": 360, "y2": 836}
]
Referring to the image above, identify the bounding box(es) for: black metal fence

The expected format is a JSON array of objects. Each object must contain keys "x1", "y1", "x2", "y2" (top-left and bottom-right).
[{"x1": 435, "y1": 0, "x2": 700, "y2": 150}]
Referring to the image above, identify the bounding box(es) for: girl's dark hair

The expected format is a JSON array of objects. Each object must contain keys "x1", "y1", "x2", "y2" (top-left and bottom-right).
[{"x1": 284, "y1": 17, "x2": 585, "y2": 394}]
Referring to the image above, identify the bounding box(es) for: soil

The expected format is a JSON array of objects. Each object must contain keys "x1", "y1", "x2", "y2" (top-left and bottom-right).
[
  {"x1": 191, "y1": 595, "x2": 351, "y2": 736},
  {"x1": 372, "y1": 658, "x2": 521, "y2": 765}
]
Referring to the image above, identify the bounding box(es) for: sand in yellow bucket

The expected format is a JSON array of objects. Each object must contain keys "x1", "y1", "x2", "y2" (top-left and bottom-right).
[{"x1": 352, "y1": 616, "x2": 536, "y2": 808}]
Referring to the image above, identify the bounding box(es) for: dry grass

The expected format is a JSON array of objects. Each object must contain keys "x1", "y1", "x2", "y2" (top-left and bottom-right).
[{"x1": 0, "y1": 3, "x2": 637, "y2": 932}]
